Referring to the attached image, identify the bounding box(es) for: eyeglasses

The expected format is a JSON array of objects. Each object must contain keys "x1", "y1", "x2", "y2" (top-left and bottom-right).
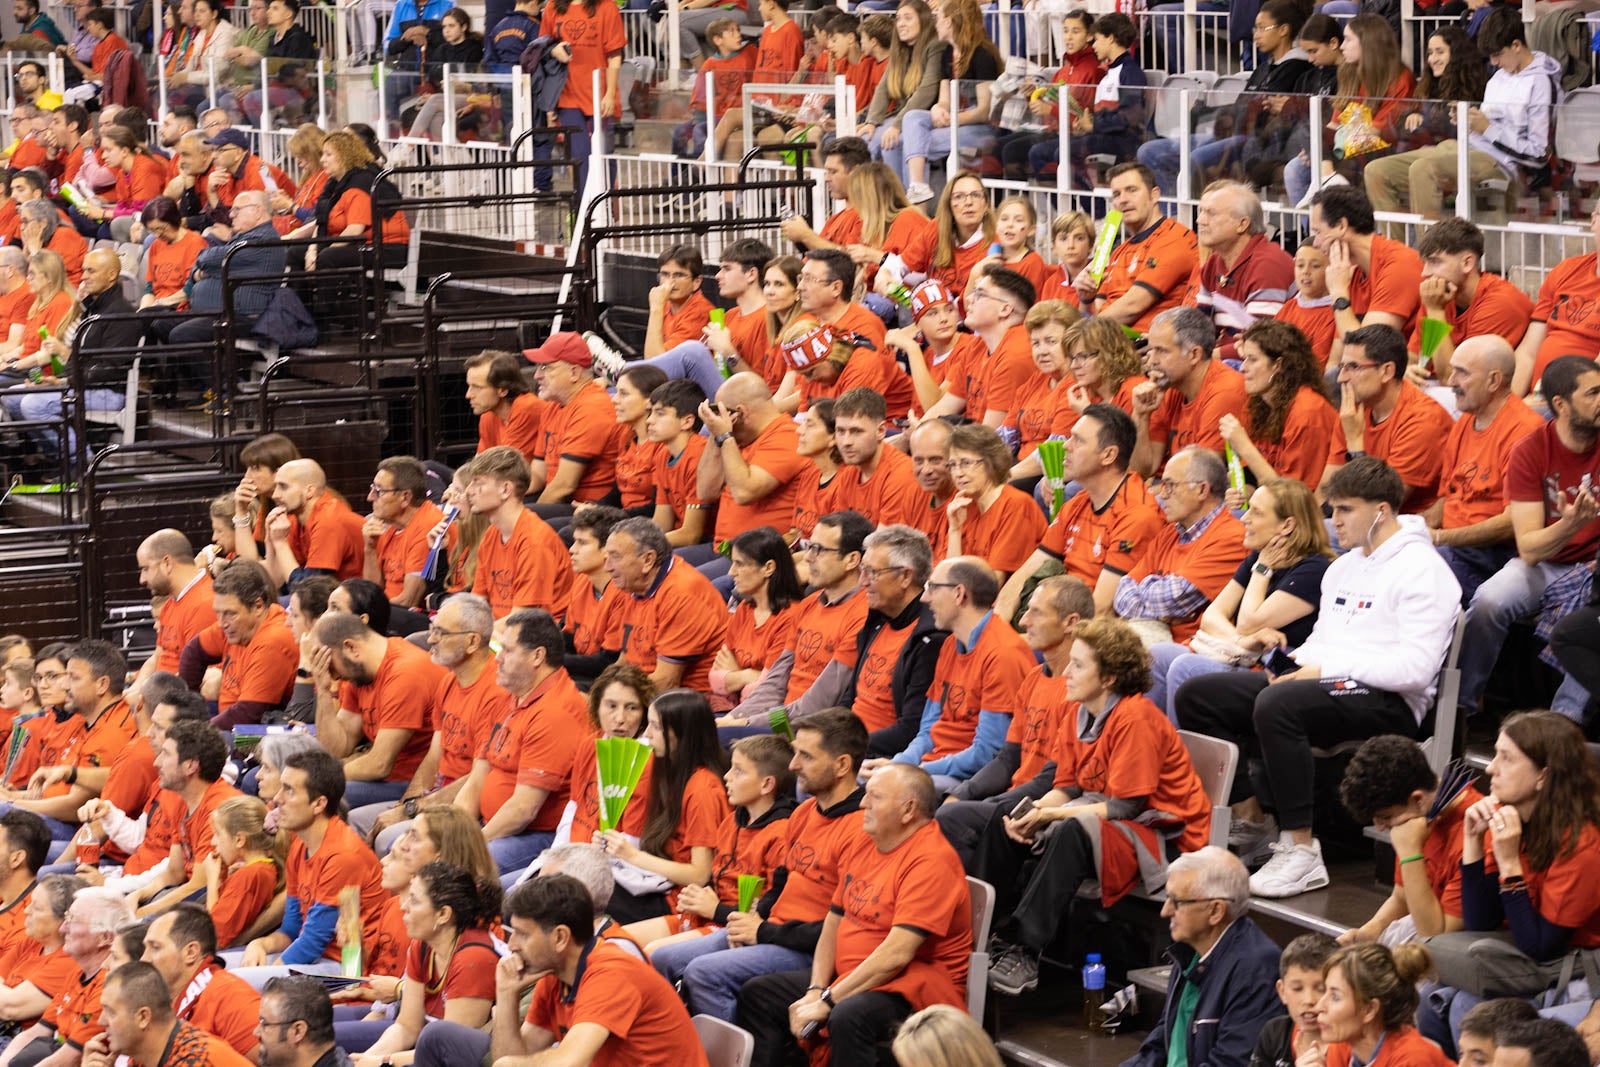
[
  {"x1": 924, "y1": 581, "x2": 959, "y2": 591},
  {"x1": 1150, "y1": 479, "x2": 1205, "y2": 497},
  {"x1": 1163, "y1": 895, "x2": 1225, "y2": 909},
  {"x1": 802, "y1": 542, "x2": 846, "y2": 556},
  {"x1": 257, "y1": 1019, "x2": 300, "y2": 1032},
  {"x1": 367, "y1": 484, "x2": 403, "y2": 496},
  {"x1": 947, "y1": 458, "x2": 985, "y2": 471},
  {"x1": 657, "y1": 270, "x2": 693, "y2": 281},
  {"x1": 427, "y1": 626, "x2": 472, "y2": 640},
  {"x1": 967, "y1": 288, "x2": 998, "y2": 304},
  {"x1": 1338, "y1": 361, "x2": 1381, "y2": 374},
  {"x1": 859, "y1": 564, "x2": 908, "y2": 581},
  {"x1": 1068, "y1": 352, "x2": 1096, "y2": 364},
  {"x1": 949, "y1": 190, "x2": 986, "y2": 205}
]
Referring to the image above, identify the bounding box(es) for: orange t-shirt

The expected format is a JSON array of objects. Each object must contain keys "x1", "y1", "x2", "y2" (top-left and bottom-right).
[
  {"x1": 1336, "y1": 380, "x2": 1457, "y2": 512},
  {"x1": 953, "y1": 485, "x2": 1048, "y2": 575},
  {"x1": 336, "y1": 637, "x2": 447, "y2": 783},
  {"x1": 41, "y1": 966, "x2": 106, "y2": 1050},
  {"x1": 524, "y1": 941, "x2": 710, "y2": 1067},
  {"x1": 0, "y1": 886, "x2": 32, "y2": 979},
  {"x1": 723, "y1": 600, "x2": 798, "y2": 677},
  {"x1": 328, "y1": 186, "x2": 410, "y2": 245},
  {"x1": 1438, "y1": 394, "x2": 1542, "y2": 530},
  {"x1": 1407, "y1": 271, "x2": 1531, "y2": 357},
  {"x1": 22, "y1": 289, "x2": 73, "y2": 356},
  {"x1": 1122, "y1": 509, "x2": 1249, "y2": 643},
  {"x1": 541, "y1": 0, "x2": 627, "y2": 117},
  {"x1": 953, "y1": 323, "x2": 1037, "y2": 419},
  {"x1": 849, "y1": 618, "x2": 918, "y2": 733},
  {"x1": 472, "y1": 508, "x2": 576, "y2": 619},
  {"x1": 2, "y1": 945, "x2": 76, "y2": 1018},
  {"x1": 616, "y1": 557, "x2": 729, "y2": 691},
  {"x1": 724, "y1": 303, "x2": 769, "y2": 368},
  {"x1": 829, "y1": 821, "x2": 971, "y2": 1011},
  {"x1": 902, "y1": 226, "x2": 990, "y2": 302},
  {"x1": 49, "y1": 698, "x2": 135, "y2": 798},
  {"x1": 707, "y1": 805, "x2": 790, "y2": 913},
  {"x1": 181, "y1": 965, "x2": 262, "y2": 1058},
  {"x1": 820, "y1": 207, "x2": 863, "y2": 248},
  {"x1": 368, "y1": 895, "x2": 409, "y2": 977},
  {"x1": 1049, "y1": 693, "x2": 1211, "y2": 853},
  {"x1": 923, "y1": 613, "x2": 1035, "y2": 762},
  {"x1": 0, "y1": 285, "x2": 31, "y2": 336},
  {"x1": 1251, "y1": 385, "x2": 1340, "y2": 489},
  {"x1": 112, "y1": 152, "x2": 167, "y2": 207},
  {"x1": 374, "y1": 499, "x2": 443, "y2": 601},
  {"x1": 712, "y1": 416, "x2": 808, "y2": 545},
  {"x1": 831, "y1": 444, "x2": 923, "y2": 528},
  {"x1": 652, "y1": 434, "x2": 710, "y2": 530},
  {"x1": 478, "y1": 392, "x2": 550, "y2": 463},
  {"x1": 196, "y1": 603, "x2": 298, "y2": 719},
  {"x1": 49, "y1": 227, "x2": 84, "y2": 287},
  {"x1": 1275, "y1": 295, "x2": 1337, "y2": 369},
  {"x1": 792, "y1": 467, "x2": 845, "y2": 541},
  {"x1": 284, "y1": 816, "x2": 388, "y2": 962},
  {"x1": 1529, "y1": 252, "x2": 1600, "y2": 388},
  {"x1": 434, "y1": 659, "x2": 510, "y2": 784},
  {"x1": 662, "y1": 291, "x2": 714, "y2": 350},
  {"x1": 1097, "y1": 217, "x2": 1199, "y2": 334},
  {"x1": 541, "y1": 380, "x2": 624, "y2": 503},
  {"x1": 565, "y1": 580, "x2": 627, "y2": 658},
  {"x1": 1147, "y1": 360, "x2": 1250, "y2": 464},
  {"x1": 286, "y1": 491, "x2": 365, "y2": 580},
  {"x1": 1347, "y1": 234, "x2": 1423, "y2": 340},
  {"x1": 1400, "y1": 786, "x2": 1479, "y2": 921},
  {"x1": 767, "y1": 796, "x2": 864, "y2": 924},
  {"x1": 1008, "y1": 373, "x2": 1074, "y2": 458},
  {"x1": 478, "y1": 668, "x2": 589, "y2": 826},
  {"x1": 615, "y1": 433, "x2": 664, "y2": 511},
  {"x1": 1009, "y1": 665, "x2": 1072, "y2": 789},
  {"x1": 1041, "y1": 473, "x2": 1166, "y2": 586},
  {"x1": 663, "y1": 767, "x2": 733, "y2": 898},
  {"x1": 211, "y1": 857, "x2": 279, "y2": 949},
  {"x1": 1326, "y1": 1028, "x2": 1455, "y2": 1067},
  {"x1": 147, "y1": 228, "x2": 206, "y2": 302},
  {"x1": 783, "y1": 588, "x2": 869, "y2": 703},
  {"x1": 154, "y1": 570, "x2": 216, "y2": 674}
]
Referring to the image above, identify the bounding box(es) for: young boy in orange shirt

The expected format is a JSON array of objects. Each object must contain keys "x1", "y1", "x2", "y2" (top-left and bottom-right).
[
  {"x1": 675, "y1": 18, "x2": 756, "y2": 160},
  {"x1": 648, "y1": 379, "x2": 713, "y2": 548}
]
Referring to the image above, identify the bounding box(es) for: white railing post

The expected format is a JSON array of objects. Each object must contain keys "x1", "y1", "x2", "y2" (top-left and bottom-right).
[
  {"x1": 1456, "y1": 99, "x2": 1472, "y2": 221},
  {"x1": 1182, "y1": 0, "x2": 1197, "y2": 73},
  {"x1": 376, "y1": 60, "x2": 388, "y2": 139},
  {"x1": 996, "y1": 0, "x2": 1012, "y2": 58},
  {"x1": 1057, "y1": 101, "x2": 1070, "y2": 196},
  {"x1": 840, "y1": 82, "x2": 857, "y2": 138},
  {"x1": 442, "y1": 68, "x2": 457, "y2": 146},
  {"x1": 259, "y1": 57, "x2": 270, "y2": 135},
  {"x1": 334, "y1": 0, "x2": 350, "y2": 69},
  {"x1": 1308, "y1": 94, "x2": 1324, "y2": 215},
  {"x1": 705, "y1": 69, "x2": 717, "y2": 164},
  {"x1": 1177, "y1": 87, "x2": 1191, "y2": 218},
  {"x1": 46, "y1": 52, "x2": 64, "y2": 96},
  {"x1": 945, "y1": 77, "x2": 959, "y2": 179},
  {"x1": 667, "y1": 1, "x2": 682, "y2": 91},
  {"x1": 1401, "y1": 0, "x2": 1417, "y2": 74},
  {"x1": 316, "y1": 57, "x2": 328, "y2": 130}
]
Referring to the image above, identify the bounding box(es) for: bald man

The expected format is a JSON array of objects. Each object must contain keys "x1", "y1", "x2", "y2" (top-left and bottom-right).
[
  {"x1": 738, "y1": 762, "x2": 972, "y2": 1067},
  {"x1": 263, "y1": 459, "x2": 366, "y2": 589},
  {"x1": 694, "y1": 372, "x2": 810, "y2": 582},
  {"x1": 1427, "y1": 335, "x2": 1545, "y2": 603},
  {"x1": 136, "y1": 529, "x2": 217, "y2": 678},
  {"x1": 77, "y1": 247, "x2": 141, "y2": 346}
]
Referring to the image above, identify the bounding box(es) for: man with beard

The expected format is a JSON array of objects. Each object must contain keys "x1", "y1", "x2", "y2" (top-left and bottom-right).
[
  {"x1": 250, "y1": 977, "x2": 339, "y2": 1067},
  {"x1": 263, "y1": 460, "x2": 365, "y2": 589},
  {"x1": 1130, "y1": 307, "x2": 1248, "y2": 477},
  {"x1": 138, "y1": 905, "x2": 260, "y2": 1057},
  {"x1": 134, "y1": 530, "x2": 216, "y2": 679},
  {"x1": 360, "y1": 455, "x2": 442, "y2": 611},
  {"x1": 306, "y1": 612, "x2": 446, "y2": 811},
  {"x1": 354, "y1": 593, "x2": 507, "y2": 853},
  {"x1": 121, "y1": 721, "x2": 238, "y2": 917},
  {"x1": 1459, "y1": 355, "x2": 1600, "y2": 721},
  {"x1": 464, "y1": 349, "x2": 546, "y2": 464}
]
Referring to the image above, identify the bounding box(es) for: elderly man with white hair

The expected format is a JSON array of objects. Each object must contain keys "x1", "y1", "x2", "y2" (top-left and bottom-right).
[{"x1": 1119, "y1": 847, "x2": 1283, "y2": 1067}]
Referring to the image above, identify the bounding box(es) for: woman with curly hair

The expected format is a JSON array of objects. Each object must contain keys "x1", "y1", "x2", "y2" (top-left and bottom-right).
[
  {"x1": 1219, "y1": 318, "x2": 1340, "y2": 490},
  {"x1": 973, "y1": 618, "x2": 1213, "y2": 995}
]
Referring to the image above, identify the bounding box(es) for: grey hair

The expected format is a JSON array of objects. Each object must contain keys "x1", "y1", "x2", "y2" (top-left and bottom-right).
[
  {"x1": 1203, "y1": 179, "x2": 1263, "y2": 236},
  {"x1": 0, "y1": 246, "x2": 26, "y2": 274},
  {"x1": 540, "y1": 843, "x2": 614, "y2": 911},
  {"x1": 1168, "y1": 846, "x2": 1250, "y2": 920},
  {"x1": 17, "y1": 198, "x2": 58, "y2": 242},
  {"x1": 37, "y1": 873, "x2": 85, "y2": 919},
  {"x1": 863, "y1": 524, "x2": 933, "y2": 587},
  {"x1": 177, "y1": 129, "x2": 212, "y2": 151},
  {"x1": 1175, "y1": 446, "x2": 1228, "y2": 498},
  {"x1": 1154, "y1": 306, "x2": 1217, "y2": 359},
  {"x1": 233, "y1": 190, "x2": 271, "y2": 215},
  {"x1": 70, "y1": 885, "x2": 135, "y2": 935},
  {"x1": 259, "y1": 730, "x2": 324, "y2": 773},
  {"x1": 611, "y1": 516, "x2": 670, "y2": 564},
  {"x1": 440, "y1": 593, "x2": 493, "y2": 639}
]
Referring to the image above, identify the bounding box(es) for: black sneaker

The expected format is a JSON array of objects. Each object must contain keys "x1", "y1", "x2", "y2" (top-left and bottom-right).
[{"x1": 988, "y1": 941, "x2": 1040, "y2": 996}]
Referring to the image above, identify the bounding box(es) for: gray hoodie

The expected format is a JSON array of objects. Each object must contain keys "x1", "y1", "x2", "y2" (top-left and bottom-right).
[{"x1": 1473, "y1": 50, "x2": 1561, "y2": 177}]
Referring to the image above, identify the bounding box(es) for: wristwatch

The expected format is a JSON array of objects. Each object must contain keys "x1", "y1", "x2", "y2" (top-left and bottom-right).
[
  {"x1": 1332, "y1": 297, "x2": 1352, "y2": 312},
  {"x1": 402, "y1": 796, "x2": 421, "y2": 818},
  {"x1": 1252, "y1": 561, "x2": 1271, "y2": 577},
  {"x1": 820, "y1": 987, "x2": 836, "y2": 1007},
  {"x1": 713, "y1": 431, "x2": 735, "y2": 448}
]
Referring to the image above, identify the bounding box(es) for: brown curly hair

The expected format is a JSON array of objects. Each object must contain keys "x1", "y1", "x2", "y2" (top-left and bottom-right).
[
  {"x1": 1073, "y1": 618, "x2": 1151, "y2": 695},
  {"x1": 1066, "y1": 315, "x2": 1142, "y2": 400},
  {"x1": 1238, "y1": 318, "x2": 1326, "y2": 444}
]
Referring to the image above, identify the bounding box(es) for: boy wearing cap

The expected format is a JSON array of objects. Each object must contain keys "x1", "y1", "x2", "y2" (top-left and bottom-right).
[
  {"x1": 202, "y1": 128, "x2": 295, "y2": 220},
  {"x1": 780, "y1": 323, "x2": 908, "y2": 420},
  {"x1": 884, "y1": 278, "x2": 989, "y2": 419},
  {"x1": 525, "y1": 332, "x2": 628, "y2": 512}
]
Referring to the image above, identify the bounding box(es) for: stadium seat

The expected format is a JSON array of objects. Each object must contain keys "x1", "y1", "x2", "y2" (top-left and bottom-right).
[
  {"x1": 84, "y1": 355, "x2": 141, "y2": 448},
  {"x1": 1177, "y1": 729, "x2": 1238, "y2": 850},
  {"x1": 967, "y1": 875, "x2": 996, "y2": 1019},
  {"x1": 693, "y1": 1015, "x2": 754, "y2": 1067}
]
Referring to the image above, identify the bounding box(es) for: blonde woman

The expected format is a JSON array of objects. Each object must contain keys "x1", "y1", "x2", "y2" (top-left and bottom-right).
[
  {"x1": 272, "y1": 123, "x2": 327, "y2": 234},
  {"x1": 893, "y1": 1005, "x2": 1002, "y2": 1067},
  {"x1": 858, "y1": 0, "x2": 945, "y2": 160},
  {"x1": 843, "y1": 162, "x2": 934, "y2": 274}
]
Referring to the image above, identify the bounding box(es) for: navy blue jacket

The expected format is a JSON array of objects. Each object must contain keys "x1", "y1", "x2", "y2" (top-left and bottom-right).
[
  {"x1": 189, "y1": 221, "x2": 287, "y2": 317},
  {"x1": 483, "y1": 9, "x2": 537, "y2": 72},
  {"x1": 1121, "y1": 915, "x2": 1283, "y2": 1067}
]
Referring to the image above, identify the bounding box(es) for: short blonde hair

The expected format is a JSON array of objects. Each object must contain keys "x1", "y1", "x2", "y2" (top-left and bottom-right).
[{"x1": 891, "y1": 1005, "x2": 1002, "y2": 1067}]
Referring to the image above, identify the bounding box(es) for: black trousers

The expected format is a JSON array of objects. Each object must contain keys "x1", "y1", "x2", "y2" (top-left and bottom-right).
[
  {"x1": 1549, "y1": 605, "x2": 1600, "y2": 715},
  {"x1": 738, "y1": 968, "x2": 910, "y2": 1067},
  {"x1": 1175, "y1": 672, "x2": 1417, "y2": 832},
  {"x1": 935, "y1": 786, "x2": 1031, "y2": 870},
  {"x1": 970, "y1": 808, "x2": 1095, "y2": 952}
]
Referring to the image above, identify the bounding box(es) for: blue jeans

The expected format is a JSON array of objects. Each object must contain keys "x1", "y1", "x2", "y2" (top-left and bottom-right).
[
  {"x1": 882, "y1": 111, "x2": 999, "y2": 186},
  {"x1": 342, "y1": 779, "x2": 408, "y2": 811},
  {"x1": 1285, "y1": 153, "x2": 1312, "y2": 207},
  {"x1": 1459, "y1": 559, "x2": 1587, "y2": 712},
  {"x1": 415, "y1": 1020, "x2": 490, "y2": 1067},
  {"x1": 641, "y1": 340, "x2": 724, "y2": 400},
  {"x1": 1436, "y1": 543, "x2": 1516, "y2": 607},
  {"x1": 487, "y1": 829, "x2": 554, "y2": 878},
  {"x1": 672, "y1": 932, "x2": 813, "y2": 1022},
  {"x1": 1146, "y1": 643, "x2": 1235, "y2": 722},
  {"x1": 1137, "y1": 133, "x2": 1249, "y2": 200},
  {"x1": 534, "y1": 106, "x2": 598, "y2": 195}
]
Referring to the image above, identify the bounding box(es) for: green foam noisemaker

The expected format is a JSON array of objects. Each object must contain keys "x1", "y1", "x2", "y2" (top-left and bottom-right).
[
  {"x1": 1086, "y1": 209, "x2": 1122, "y2": 283},
  {"x1": 595, "y1": 737, "x2": 653, "y2": 832},
  {"x1": 1225, "y1": 443, "x2": 1248, "y2": 511},
  {"x1": 768, "y1": 706, "x2": 794, "y2": 740},
  {"x1": 1036, "y1": 439, "x2": 1066, "y2": 520},
  {"x1": 1418, "y1": 318, "x2": 1451, "y2": 368},
  {"x1": 737, "y1": 874, "x2": 765, "y2": 913}
]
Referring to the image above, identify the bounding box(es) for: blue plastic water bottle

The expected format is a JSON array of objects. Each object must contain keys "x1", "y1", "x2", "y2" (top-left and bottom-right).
[{"x1": 1082, "y1": 953, "x2": 1107, "y2": 1029}]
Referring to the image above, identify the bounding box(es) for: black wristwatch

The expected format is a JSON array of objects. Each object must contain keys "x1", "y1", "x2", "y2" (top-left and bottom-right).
[
  {"x1": 402, "y1": 796, "x2": 420, "y2": 818},
  {"x1": 820, "y1": 987, "x2": 836, "y2": 1007},
  {"x1": 1332, "y1": 297, "x2": 1352, "y2": 312},
  {"x1": 714, "y1": 431, "x2": 735, "y2": 448}
]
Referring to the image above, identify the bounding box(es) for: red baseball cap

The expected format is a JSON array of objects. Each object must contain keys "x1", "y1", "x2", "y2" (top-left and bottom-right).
[
  {"x1": 908, "y1": 279, "x2": 955, "y2": 322},
  {"x1": 523, "y1": 331, "x2": 592, "y2": 368}
]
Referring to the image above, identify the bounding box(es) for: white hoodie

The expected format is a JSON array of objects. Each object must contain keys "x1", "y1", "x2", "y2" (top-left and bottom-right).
[
  {"x1": 1473, "y1": 51, "x2": 1561, "y2": 178},
  {"x1": 1292, "y1": 516, "x2": 1462, "y2": 722}
]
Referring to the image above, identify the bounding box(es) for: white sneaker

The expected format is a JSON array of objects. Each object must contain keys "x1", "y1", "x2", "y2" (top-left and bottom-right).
[
  {"x1": 1294, "y1": 171, "x2": 1349, "y2": 210},
  {"x1": 905, "y1": 181, "x2": 935, "y2": 205},
  {"x1": 1249, "y1": 837, "x2": 1330, "y2": 898},
  {"x1": 1228, "y1": 814, "x2": 1279, "y2": 869},
  {"x1": 583, "y1": 331, "x2": 628, "y2": 379}
]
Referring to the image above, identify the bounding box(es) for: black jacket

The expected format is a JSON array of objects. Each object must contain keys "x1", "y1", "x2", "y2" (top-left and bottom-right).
[
  {"x1": 76, "y1": 286, "x2": 141, "y2": 386},
  {"x1": 1123, "y1": 917, "x2": 1284, "y2": 1067},
  {"x1": 316, "y1": 164, "x2": 403, "y2": 243}
]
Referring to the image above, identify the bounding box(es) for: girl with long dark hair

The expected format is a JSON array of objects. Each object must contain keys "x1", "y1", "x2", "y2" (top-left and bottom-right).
[{"x1": 713, "y1": 526, "x2": 804, "y2": 715}]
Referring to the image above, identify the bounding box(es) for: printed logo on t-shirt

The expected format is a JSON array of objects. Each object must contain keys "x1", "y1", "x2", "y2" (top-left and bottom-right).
[
  {"x1": 856, "y1": 651, "x2": 893, "y2": 695},
  {"x1": 840, "y1": 871, "x2": 883, "y2": 926},
  {"x1": 786, "y1": 841, "x2": 818, "y2": 878}
]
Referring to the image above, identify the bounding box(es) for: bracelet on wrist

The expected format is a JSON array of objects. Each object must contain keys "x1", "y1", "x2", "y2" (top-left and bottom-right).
[{"x1": 1397, "y1": 853, "x2": 1424, "y2": 865}]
